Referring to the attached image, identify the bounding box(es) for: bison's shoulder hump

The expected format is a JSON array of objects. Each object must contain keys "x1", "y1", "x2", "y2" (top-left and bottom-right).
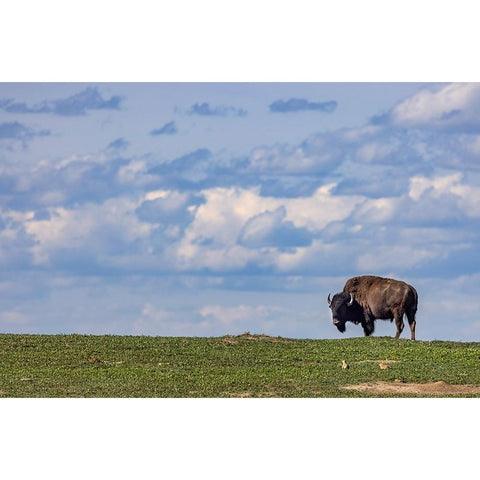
[
  {"x1": 343, "y1": 275, "x2": 383, "y2": 292},
  {"x1": 343, "y1": 275, "x2": 415, "y2": 298}
]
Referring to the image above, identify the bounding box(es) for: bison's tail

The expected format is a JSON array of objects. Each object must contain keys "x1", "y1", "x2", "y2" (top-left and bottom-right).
[
  {"x1": 401, "y1": 284, "x2": 417, "y2": 318},
  {"x1": 405, "y1": 285, "x2": 418, "y2": 325},
  {"x1": 410, "y1": 285, "x2": 418, "y2": 313},
  {"x1": 406, "y1": 285, "x2": 418, "y2": 340}
]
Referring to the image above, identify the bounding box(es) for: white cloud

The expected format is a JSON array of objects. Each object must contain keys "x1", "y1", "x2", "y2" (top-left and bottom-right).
[
  {"x1": 249, "y1": 140, "x2": 339, "y2": 174},
  {"x1": 409, "y1": 173, "x2": 480, "y2": 217},
  {"x1": 174, "y1": 185, "x2": 363, "y2": 271},
  {"x1": 54, "y1": 153, "x2": 109, "y2": 170},
  {"x1": 0, "y1": 209, "x2": 34, "y2": 267},
  {"x1": 409, "y1": 173, "x2": 463, "y2": 200},
  {"x1": 275, "y1": 239, "x2": 336, "y2": 272},
  {"x1": 286, "y1": 184, "x2": 363, "y2": 230},
  {"x1": 6, "y1": 165, "x2": 480, "y2": 280},
  {"x1": 356, "y1": 245, "x2": 442, "y2": 271},
  {"x1": 239, "y1": 207, "x2": 286, "y2": 245},
  {"x1": 353, "y1": 197, "x2": 400, "y2": 223},
  {"x1": 25, "y1": 197, "x2": 152, "y2": 266},
  {"x1": 356, "y1": 138, "x2": 401, "y2": 163},
  {"x1": 389, "y1": 83, "x2": 480, "y2": 131}
]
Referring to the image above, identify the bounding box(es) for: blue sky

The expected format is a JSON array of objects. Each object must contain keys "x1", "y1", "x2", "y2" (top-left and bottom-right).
[{"x1": 1, "y1": 82, "x2": 480, "y2": 341}]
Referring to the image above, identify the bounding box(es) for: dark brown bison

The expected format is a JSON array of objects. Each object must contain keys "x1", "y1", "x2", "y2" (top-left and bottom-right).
[{"x1": 327, "y1": 275, "x2": 418, "y2": 340}]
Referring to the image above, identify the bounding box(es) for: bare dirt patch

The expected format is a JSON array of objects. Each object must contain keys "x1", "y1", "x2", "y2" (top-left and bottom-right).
[
  {"x1": 227, "y1": 392, "x2": 253, "y2": 398},
  {"x1": 221, "y1": 333, "x2": 292, "y2": 345},
  {"x1": 341, "y1": 381, "x2": 480, "y2": 396},
  {"x1": 354, "y1": 359, "x2": 400, "y2": 365},
  {"x1": 227, "y1": 389, "x2": 280, "y2": 398}
]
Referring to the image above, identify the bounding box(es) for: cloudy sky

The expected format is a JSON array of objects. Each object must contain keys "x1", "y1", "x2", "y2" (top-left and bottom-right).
[{"x1": 1, "y1": 82, "x2": 480, "y2": 341}]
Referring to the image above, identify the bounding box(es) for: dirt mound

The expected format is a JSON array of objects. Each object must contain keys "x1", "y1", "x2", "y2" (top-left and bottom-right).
[
  {"x1": 341, "y1": 381, "x2": 480, "y2": 396},
  {"x1": 221, "y1": 333, "x2": 292, "y2": 344}
]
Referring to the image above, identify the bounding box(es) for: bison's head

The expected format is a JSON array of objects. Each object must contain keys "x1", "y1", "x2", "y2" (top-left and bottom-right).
[{"x1": 327, "y1": 292, "x2": 356, "y2": 333}]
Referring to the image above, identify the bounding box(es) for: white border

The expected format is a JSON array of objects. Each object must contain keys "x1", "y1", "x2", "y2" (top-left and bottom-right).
[{"x1": 2, "y1": 1, "x2": 480, "y2": 81}]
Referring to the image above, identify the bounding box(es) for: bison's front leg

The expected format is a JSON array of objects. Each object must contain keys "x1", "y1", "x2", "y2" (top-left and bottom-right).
[{"x1": 361, "y1": 311, "x2": 375, "y2": 336}]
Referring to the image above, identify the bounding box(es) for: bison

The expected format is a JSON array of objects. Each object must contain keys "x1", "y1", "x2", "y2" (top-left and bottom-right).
[{"x1": 327, "y1": 275, "x2": 418, "y2": 340}]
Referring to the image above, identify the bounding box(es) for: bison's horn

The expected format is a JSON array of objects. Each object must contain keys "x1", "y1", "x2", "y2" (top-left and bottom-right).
[
  {"x1": 327, "y1": 293, "x2": 332, "y2": 306},
  {"x1": 347, "y1": 293, "x2": 354, "y2": 306}
]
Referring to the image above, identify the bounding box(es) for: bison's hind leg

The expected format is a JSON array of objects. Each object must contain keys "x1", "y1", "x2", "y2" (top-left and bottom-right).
[
  {"x1": 394, "y1": 314, "x2": 404, "y2": 339},
  {"x1": 406, "y1": 308, "x2": 416, "y2": 341}
]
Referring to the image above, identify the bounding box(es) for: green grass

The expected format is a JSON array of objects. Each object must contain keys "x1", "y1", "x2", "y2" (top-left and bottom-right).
[{"x1": 0, "y1": 333, "x2": 479, "y2": 397}]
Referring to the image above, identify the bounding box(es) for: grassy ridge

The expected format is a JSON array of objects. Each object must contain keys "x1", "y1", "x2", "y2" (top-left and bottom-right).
[{"x1": 0, "y1": 333, "x2": 479, "y2": 397}]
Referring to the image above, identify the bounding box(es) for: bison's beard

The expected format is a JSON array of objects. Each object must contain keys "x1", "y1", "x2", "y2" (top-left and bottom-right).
[{"x1": 335, "y1": 323, "x2": 346, "y2": 333}]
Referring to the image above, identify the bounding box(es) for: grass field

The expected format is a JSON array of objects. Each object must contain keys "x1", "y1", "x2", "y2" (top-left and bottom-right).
[{"x1": 1, "y1": 333, "x2": 479, "y2": 397}]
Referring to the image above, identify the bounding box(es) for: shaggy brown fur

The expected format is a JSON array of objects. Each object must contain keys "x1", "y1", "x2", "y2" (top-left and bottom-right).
[
  {"x1": 327, "y1": 275, "x2": 418, "y2": 339},
  {"x1": 343, "y1": 275, "x2": 418, "y2": 340}
]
